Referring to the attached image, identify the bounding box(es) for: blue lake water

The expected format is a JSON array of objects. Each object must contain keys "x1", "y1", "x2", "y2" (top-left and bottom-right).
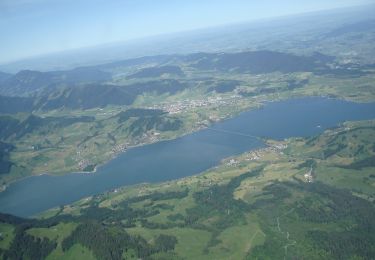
[{"x1": 1, "y1": 97, "x2": 375, "y2": 217}]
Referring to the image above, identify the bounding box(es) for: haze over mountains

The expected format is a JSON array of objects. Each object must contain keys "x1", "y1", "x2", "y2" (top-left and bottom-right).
[
  {"x1": 1, "y1": 4, "x2": 374, "y2": 73},
  {"x1": 0, "y1": 48, "x2": 367, "y2": 114}
]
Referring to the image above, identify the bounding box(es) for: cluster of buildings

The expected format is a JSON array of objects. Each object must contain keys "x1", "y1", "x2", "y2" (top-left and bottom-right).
[
  {"x1": 244, "y1": 143, "x2": 288, "y2": 161},
  {"x1": 225, "y1": 142, "x2": 288, "y2": 166},
  {"x1": 77, "y1": 158, "x2": 91, "y2": 171},
  {"x1": 139, "y1": 131, "x2": 161, "y2": 144},
  {"x1": 147, "y1": 95, "x2": 241, "y2": 114},
  {"x1": 271, "y1": 143, "x2": 288, "y2": 150},
  {"x1": 245, "y1": 151, "x2": 262, "y2": 161},
  {"x1": 75, "y1": 149, "x2": 93, "y2": 171},
  {"x1": 110, "y1": 143, "x2": 128, "y2": 155},
  {"x1": 226, "y1": 159, "x2": 238, "y2": 166},
  {"x1": 304, "y1": 167, "x2": 314, "y2": 183}
]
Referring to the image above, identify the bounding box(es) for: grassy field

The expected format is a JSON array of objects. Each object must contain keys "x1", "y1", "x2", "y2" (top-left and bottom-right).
[
  {"x1": 0, "y1": 223, "x2": 14, "y2": 250},
  {"x1": 27, "y1": 223, "x2": 78, "y2": 242},
  {"x1": 50, "y1": 243, "x2": 96, "y2": 260}
]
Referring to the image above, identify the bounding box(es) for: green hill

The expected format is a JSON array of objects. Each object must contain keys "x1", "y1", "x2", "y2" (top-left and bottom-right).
[{"x1": 1, "y1": 120, "x2": 374, "y2": 259}]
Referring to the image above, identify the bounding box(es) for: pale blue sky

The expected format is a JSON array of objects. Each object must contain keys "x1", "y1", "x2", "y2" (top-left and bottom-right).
[{"x1": 0, "y1": 0, "x2": 373, "y2": 64}]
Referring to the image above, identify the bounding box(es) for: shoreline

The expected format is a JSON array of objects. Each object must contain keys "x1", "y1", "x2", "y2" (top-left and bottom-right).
[
  {"x1": 1, "y1": 97, "x2": 375, "y2": 217},
  {"x1": 0, "y1": 95, "x2": 372, "y2": 194},
  {"x1": 0, "y1": 99, "x2": 264, "y2": 193},
  {"x1": 0, "y1": 120, "x2": 219, "y2": 193}
]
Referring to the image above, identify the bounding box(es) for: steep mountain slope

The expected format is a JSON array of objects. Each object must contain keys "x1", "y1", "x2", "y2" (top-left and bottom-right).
[
  {"x1": 0, "y1": 71, "x2": 12, "y2": 83},
  {"x1": 0, "y1": 115, "x2": 95, "y2": 141},
  {"x1": 0, "y1": 68, "x2": 112, "y2": 96},
  {"x1": 35, "y1": 79, "x2": 188, "y2": 110},
  {"x1": 0, "y1": 95, "x2": 34, "y2": 114}
]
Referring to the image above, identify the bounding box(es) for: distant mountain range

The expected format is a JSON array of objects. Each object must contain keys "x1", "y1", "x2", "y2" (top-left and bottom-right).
[
  {"x1": 35, "y1": 79, "x2": 188, "y2": 111},
  {"x1": 186, "y1": 51, "x2": 332, "y2": 73},
  {"x1": 0, "y1": 71, "x2": 12, "y2": 82},
  {"x1": 0, "y1": 5, "x2": 374, "y2": 73},
  {"x1": 0, "y1": 95, "x2": 34, "y2": 114},
  {"x1": 0, "y1": 114, "x2": 95, "y2": 141},
  {"x1": 0, "y1": 67, "x2": 111, "y2": 97},
  {"x1": 0, "y1": 49, "x2": 370, "y2": 114},
  {"x1": 127, "y1": 65, "x2": 184, "y2": 79}
]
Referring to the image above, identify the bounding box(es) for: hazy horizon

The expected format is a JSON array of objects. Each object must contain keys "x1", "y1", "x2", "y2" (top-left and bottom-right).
[{"x1": 1, "y1": 0, "x2": 374, "y2": 64}]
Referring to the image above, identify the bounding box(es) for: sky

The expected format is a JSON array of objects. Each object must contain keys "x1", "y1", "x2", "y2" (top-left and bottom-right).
[{"x1": 0, "y1": 0, "x2": 373, "y2": 64}]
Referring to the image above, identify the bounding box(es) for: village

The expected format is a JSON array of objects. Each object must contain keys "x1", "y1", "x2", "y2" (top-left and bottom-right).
[
  {"x1": 304, "y1": 166, "x2": 314, "y2": 183},
  {"x1": 226, "y1": 142, "x2": 288, "y2": 166},
  {"x1": 146, "y1": 95, "x2": 241, "y2": 114},
  {"x1": 74, "y1": 129, "x2": 164, "y2": 171}
]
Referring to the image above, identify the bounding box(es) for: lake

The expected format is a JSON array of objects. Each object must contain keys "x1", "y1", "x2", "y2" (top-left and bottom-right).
[{"x1": 1, "y1": 97, "x2": 375, "y2": 217}]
